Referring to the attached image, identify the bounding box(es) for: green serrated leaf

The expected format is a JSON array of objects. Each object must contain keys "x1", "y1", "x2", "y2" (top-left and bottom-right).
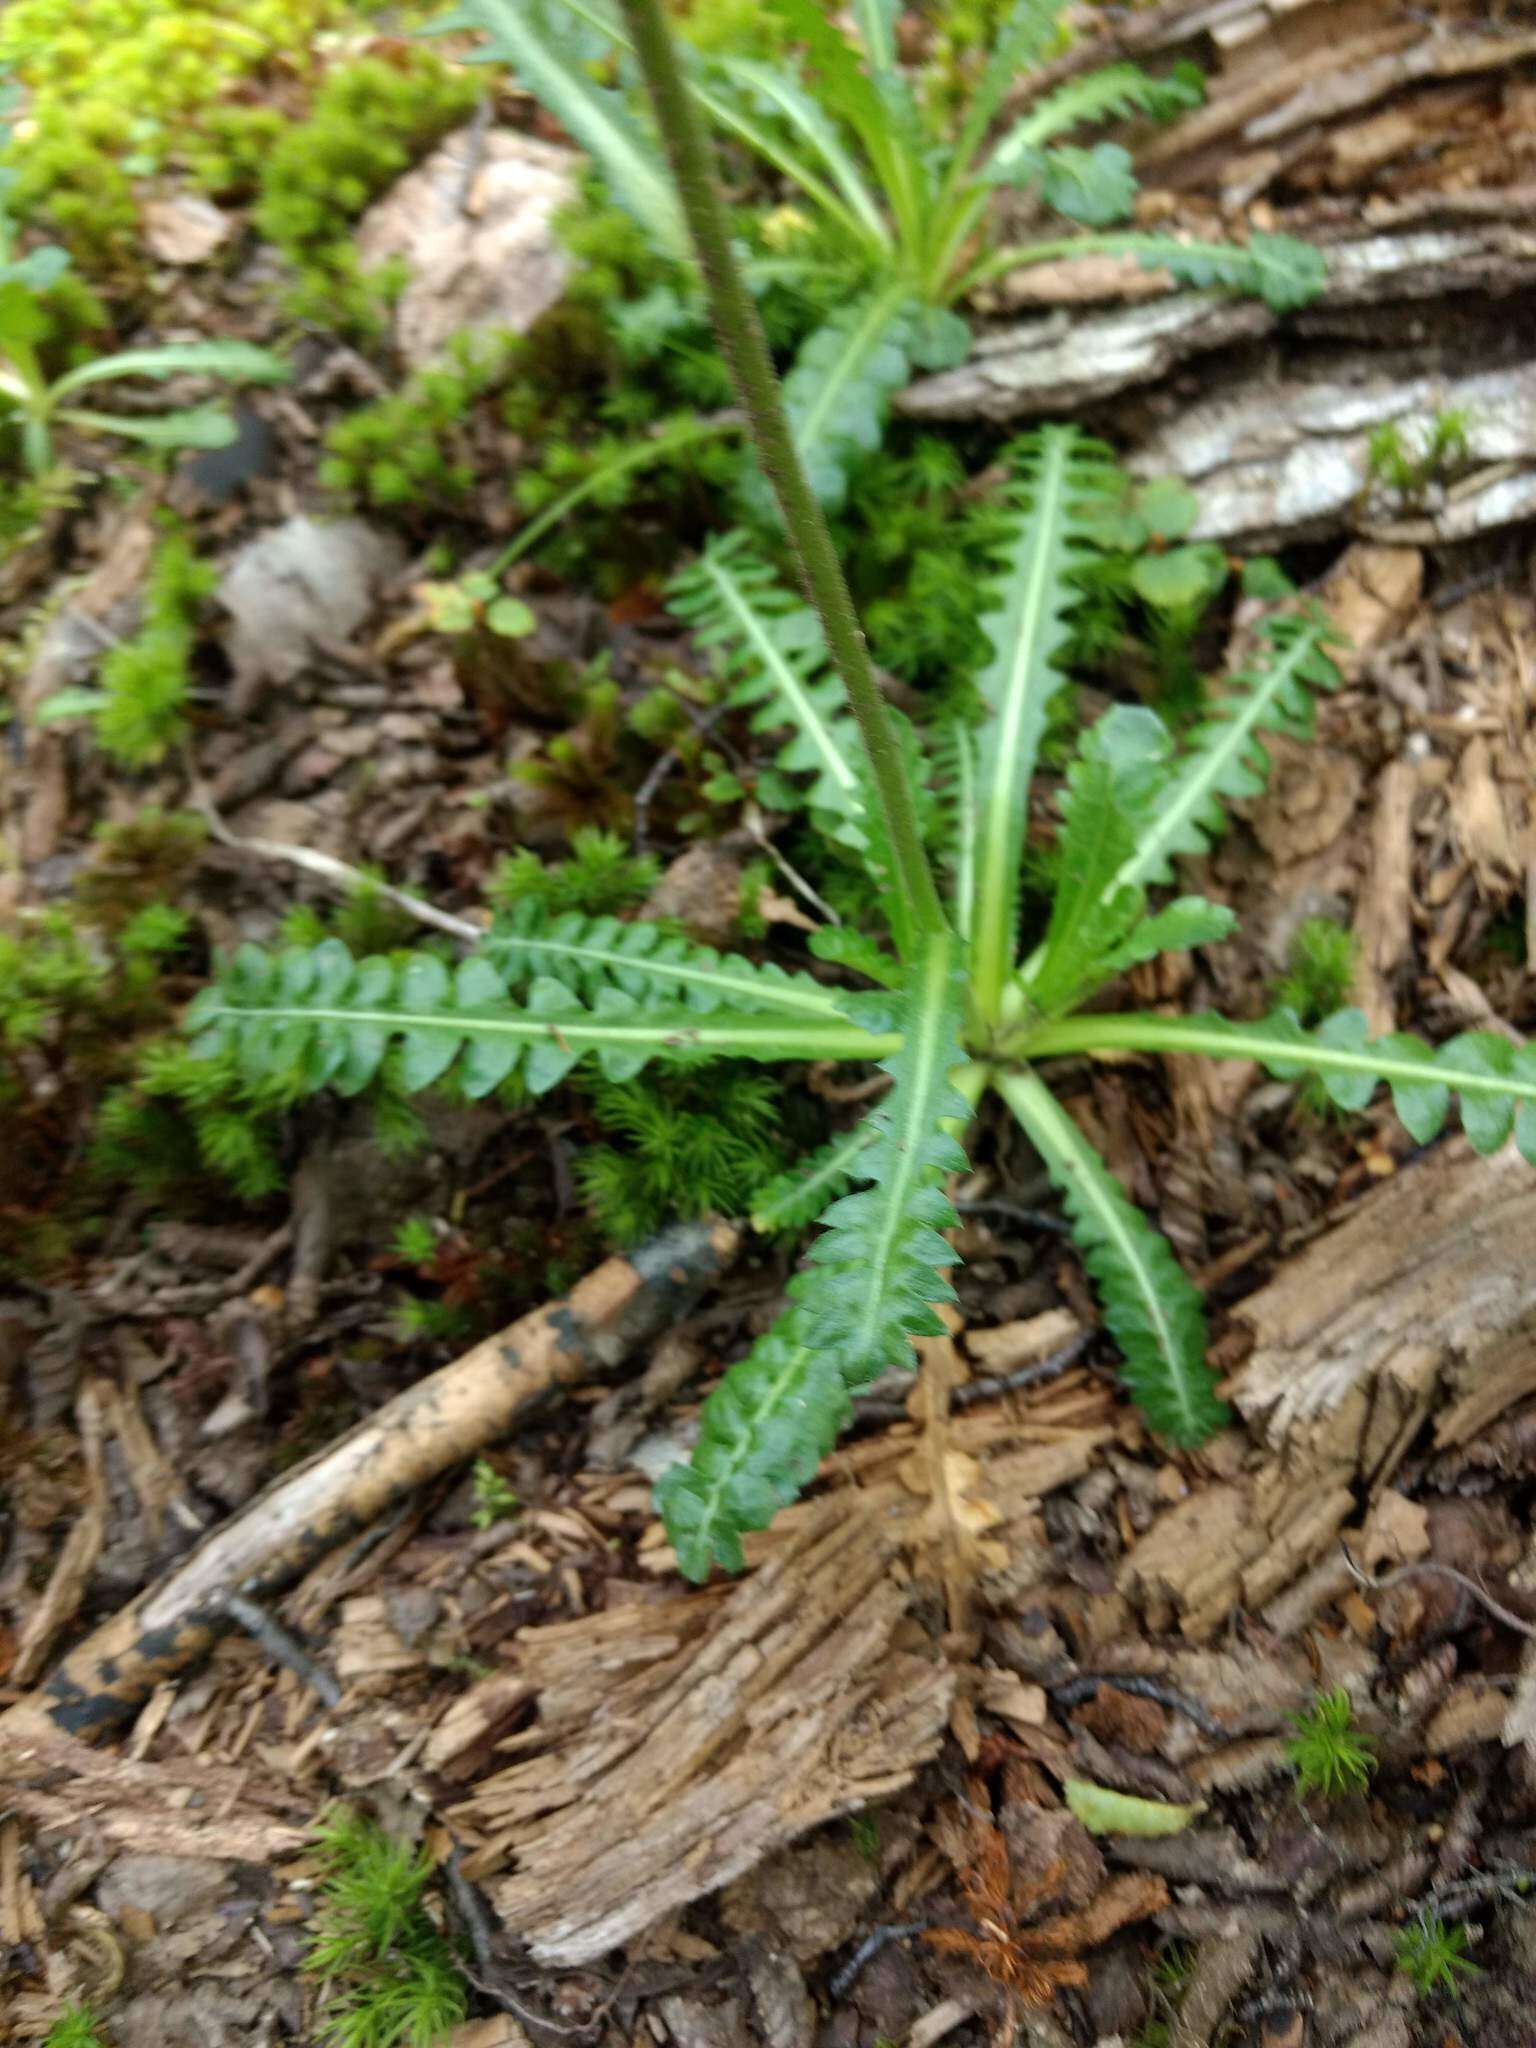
[
  {"x1": 1113, "y1": 611, "x2": 1342, "y2": 894},
  {"x1": 1026, "y1": 1008, "x2": 1536, "y2": 1161},
  {"x1": 764, "y1": 284, "x2": 919, "y2": 512},
  {"x1": 751, "y1": 1121, "x2": 877, "y2": 1232},
  {"x1": 790, "y1": 928, "x2": 970, "y2": 1387},
  {"x1": 488, "y1": 903, "x2": 852, "y2": 1018},
  {"x1": 656, "y1": 1323, "x2": 849, "y2": 1578},
  {"x1": 1023, "y1": 703, "x2": 1173, "y2": 1018},
  {"x1": 970, "y1": 426, "x2": 1117, "y2": 1011},
  {"x1": 997, "y1": 1067, "x2": 1227, "y2": 1446},
  {"x1": 667, "y1": 533, "x2": 866, "y2": 834},
  {"x1": 187, "y1": 941, "x2": 900, "y2": 1104}
]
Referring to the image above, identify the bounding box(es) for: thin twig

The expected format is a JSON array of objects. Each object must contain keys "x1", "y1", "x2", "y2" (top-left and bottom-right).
[
  {"x1": 1341, "y1": 1546, "x2": 1536, "y2": 1640},
  {"x1": 193, "y1": 783, "x2": 482, "y2": 944},
  {"x1": 828, "y1": 1922, "x2": 930, "y2": 2000},
  {"x1": 445, "y1": 1852, "x2": 601, "y2": 2036},
  {"x1": 741, "y1": 802, "x2": 841, "y2": 924},
  {"x1": 955, "y1": 1197, "x2": 1071, "y2": 1237},
  {"x1": 1049, "y1": 1669, "x2": 1227, "y2": 1740},
  {"x1": 954, "y1": 1329, "x2": 1095, "y2": 1407},
  {"x1": 1429, "y1": 1866, "x2": 1536, "y2": 1914},
  {"x1": 220, "y1": 1592, "x2": 341, "y2": 1709},
  {"x1": 855, "y1": 1331, "x2": 1094, "y2": 1425}
]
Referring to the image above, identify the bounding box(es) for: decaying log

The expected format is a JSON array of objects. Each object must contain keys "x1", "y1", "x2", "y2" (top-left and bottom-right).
[
  {"x1": 0, "y1": 1221, "x2": 738, "y2": 1742},
  {"x1": 902, "y1": 0, "x2": 1536, "y2": 543},
  {"x1": 444, "y1": 1499, "x2": 955, "y2": 1964},
  {"x1": 1119, "y1": 1140, "x2": 1536, "y2": 1638},
  {"x1": 899, "y1": 227, "x2": 1536, "y2": 430}
]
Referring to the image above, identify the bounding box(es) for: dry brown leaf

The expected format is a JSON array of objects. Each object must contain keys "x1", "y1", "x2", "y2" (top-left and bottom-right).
[{"x1": 926, "y1": 1779, "x2": 1166, "y2": 2018}]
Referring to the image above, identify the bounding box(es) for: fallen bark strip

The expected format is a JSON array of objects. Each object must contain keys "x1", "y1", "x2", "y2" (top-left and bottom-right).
[
  {"x1": 446, "y1": 1497, "x2": 956, "y2": 1964},
  {"x1": 0, "y1": 1219, "x2": 738, "y2": 1742},
  {"x1": 0, "y1": 1724, "x2": 309, "y2": 1861}
]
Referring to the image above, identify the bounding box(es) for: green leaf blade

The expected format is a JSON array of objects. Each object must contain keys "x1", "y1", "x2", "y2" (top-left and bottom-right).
[
  {"x1": 969, "y1": 426, "x2": 1117, "y2": 1012},
  {"x1": 997, "y1": 1067, "x2": 1227, "y2": 1446}
]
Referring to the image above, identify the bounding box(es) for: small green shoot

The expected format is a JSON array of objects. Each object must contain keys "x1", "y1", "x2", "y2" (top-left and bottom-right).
[
  {"x1": 468, "y1": 1458, "x2": 520, "y2": 1530},
  {"x1": 1151, "y1": 1941, "x2": 1195, "y2": 1996},
  {"x1": 1275, "y1": 917, "x2": 1359, "y2": 1026},
  {"x1": 1286, "y1": 1687, "x2": 1376, "y2": 1801},
  {"x1": 1393, "y1": 1911, "x2": 1482, "y2": 1997},
  {"x1": 304, "y1": 1805, "x2": 468, "y2": 2048},
  {"x1": 1366, "y1": 408, "x2": 1472, "y2": 502},
  {"x1": 848, "y1": 1811, "x2": 880, "y2": 1864},
  {"x1": 392, "y1": 1215, "x2": 439, "y2": 1266},
  {"x1": 42, "y1": 2006, "x2": 111, "y2": 2048}
]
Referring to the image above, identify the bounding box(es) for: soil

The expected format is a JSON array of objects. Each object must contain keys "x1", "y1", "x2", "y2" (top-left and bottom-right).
[{"x1": 5, "y1": 4, "x2": 1536, "y2": 2047}]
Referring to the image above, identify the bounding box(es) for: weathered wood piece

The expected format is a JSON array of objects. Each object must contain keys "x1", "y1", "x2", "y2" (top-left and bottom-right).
[
  {"x1": 1129, "y1": 356, "x2": 1536, "y2": 547},
  {"x1": 1233, "y1": 1137, "x2": 1536, "y2": 1474},
  {"x1": 448, "y1": 1502, "x2": 955, "y2": 1964},
  {"x1": 1119, "y1": 1140, "x2": 1536, "y2": 1638},
  {"x1": 434, "y1": 1378, "x2": 1115, "y2": 1962}
]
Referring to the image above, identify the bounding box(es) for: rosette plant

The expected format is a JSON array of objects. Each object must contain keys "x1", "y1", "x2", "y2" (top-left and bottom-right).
[{"x1": 188, "y1": 0, "x2": 1536, "y2": 1580}]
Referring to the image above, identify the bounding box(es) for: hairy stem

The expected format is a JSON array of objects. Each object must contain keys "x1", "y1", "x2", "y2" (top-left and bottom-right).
[{"x1": 615, "y1": 0, "x2": 946, "y2": 946}]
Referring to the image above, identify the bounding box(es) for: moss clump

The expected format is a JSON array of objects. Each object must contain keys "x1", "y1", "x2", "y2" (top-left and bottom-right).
[
  {"x1": 318, "y1": 328, "x2": 519, "y2": 505},
  {"x1": 0, "y1": 0, "x2": 352, "y2": 268},
  {"x1": 251, "y1": 50, "x2": 478, "y2": 336},
  {"x1": 93, "y1": 530, "x2": 215, "y2": 767}
]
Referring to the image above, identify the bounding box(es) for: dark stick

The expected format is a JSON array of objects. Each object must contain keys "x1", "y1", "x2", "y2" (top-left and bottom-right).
[{"x1": 220, "y1": 1592, "x2": 341, "y2": 1709}]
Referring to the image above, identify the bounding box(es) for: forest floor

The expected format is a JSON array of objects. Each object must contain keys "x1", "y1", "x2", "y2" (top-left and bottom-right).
[{"x1": 5, "y1": 4, "x2": 1536, "y2": 2048}]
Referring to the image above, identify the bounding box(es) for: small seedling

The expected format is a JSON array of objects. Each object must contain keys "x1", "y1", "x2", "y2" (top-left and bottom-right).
[
  {"x1": 416, "y1": 571, "x2": 535, "y2": 641},
  {"x1": 41, "y1": 2008, "x2": 110, "y2": 2048},
  {"x1": 1274, "y1": 916, "x2": 1359, "y2": 1026},
  {"x1": 1394, "y1": 1911, "x2": 1482, "y2": 1997},
  {"x1": 0, "y1": 299, "x2": 287, "y2": 474},
  {"x1": 1366, "y1": 407, "x2": 1472, "y2": 502},
  {"x1": 848, "y1": 1811, "x2": 881, "y2": 1864},
  {"x1": 1286, "y1": 1687, "x2": 1376, "y2": 1801},
  {"x1": 468, "y1": 1458, "x2": 520, "y2": 1530},
  {"x1": 304, "y1": 1805, "x2": 467, "y2": 2048},
  {"x1": 392, "y1": 1214, "x2": 439, "y2": 1266}
]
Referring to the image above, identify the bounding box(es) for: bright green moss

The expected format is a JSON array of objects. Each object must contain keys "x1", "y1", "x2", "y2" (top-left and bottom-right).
[
  {"x1": 91, "y1": 531, "x2": 215, "y2": 768},
  {"x1": 0, "y1": 0, "x2": 353, "y2": 267},
  {"x1": 251, "y1": 51, "x2": 477, "y2": 335},
  {"x1": 318, "y1": 328, "x2": 519, "y2": 505}
]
